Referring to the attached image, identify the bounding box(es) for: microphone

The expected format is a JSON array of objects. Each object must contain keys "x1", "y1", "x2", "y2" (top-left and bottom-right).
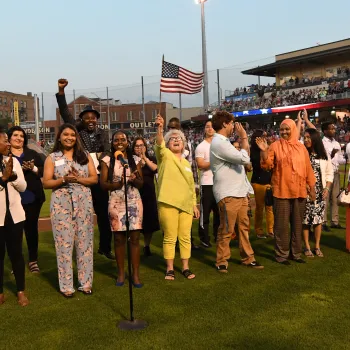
[{"x1": 114, "y1": 151, "x2": 129, "y2": 169}]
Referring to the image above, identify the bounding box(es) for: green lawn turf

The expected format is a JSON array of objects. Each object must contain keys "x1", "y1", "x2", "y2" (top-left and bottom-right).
[{"x1": 2, "y1": 207, "x2": 350, "y2": 350}]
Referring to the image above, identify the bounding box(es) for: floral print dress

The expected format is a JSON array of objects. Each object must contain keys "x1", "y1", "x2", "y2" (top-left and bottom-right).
[
  {"x1": 303, "y1": 154, "x2": 325, "y2": 226},
  {"x1": 102, "y1": 155, "x2": 143, "y2": 232},
  {"x1": 50, "y1": 151, "x2": 94, "y2": 294}
]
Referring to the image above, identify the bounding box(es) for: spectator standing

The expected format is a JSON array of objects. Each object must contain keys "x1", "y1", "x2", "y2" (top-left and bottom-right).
[
  {"x1": 210, "y1": 111, "x2": 263, "y2": 273},
  {"x1": 322, "y1": 122, "x2": 346, "y2": 230},
  {"x1": 257, "y1": 119, "x2": 316, "y2": 265},
  {"x1": 154, "y1": 115, "x2": 199, "y2": 281},
  {"x1": 56, "y1": 79, "x2": 114, "y2": 260},
  {"x1": 302, "y1": 129, "x2": 333, "y2": 257},
  {"x1": 132, "y1": 137, "x2": 159, "y2": 257},
  {"x1": 195, "y1": 120, "x2": 219, "y2": 248},
  {"x1": 43, "y1": 124, "x2": 98, "y2": 297},
  {"x1": 8, "y1": 126, "x2": 46, "y2": 273},
  {"x1": 0, "y1": 128, "x2": 29, "y2": 306},
  {"x1": 250, "y1": 130, "x2": 274, "y2": 239}
]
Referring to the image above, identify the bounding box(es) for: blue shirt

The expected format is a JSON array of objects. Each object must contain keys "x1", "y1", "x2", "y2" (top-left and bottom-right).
[
  {"x1": 210, "y1": 133, "x2": 253, "y2": 203},
  {"x1": 13, "y1": 154, "x2": 36, "y2": 205}
]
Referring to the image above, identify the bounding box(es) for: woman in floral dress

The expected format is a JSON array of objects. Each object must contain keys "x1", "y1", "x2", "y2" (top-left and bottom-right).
[
  {"x1": 100, "y1": 131, "x2": 143, "y2": 287},
  {"x1": 43, "y1": 124, "x2": 98, "y2": 297},
  {"x1": 302, "y1": 129, "x2": 333, "y2": 258}
]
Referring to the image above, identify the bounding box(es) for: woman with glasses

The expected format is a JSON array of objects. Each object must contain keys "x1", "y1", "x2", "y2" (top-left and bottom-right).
[
  {"x1": 132, "y1": 137, "x2": 159, "y2": 257},
  {"x1": 154, "y1": 115, "x2": 199, "y2": 281}
]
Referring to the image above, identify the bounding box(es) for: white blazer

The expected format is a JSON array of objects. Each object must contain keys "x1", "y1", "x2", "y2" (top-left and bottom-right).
[
  {"x1": 0, "y1": 157, "x2": 27, "y2": 226},
  {"x1": 317, "y1": 158, "x2": 334, "y2": 188}
]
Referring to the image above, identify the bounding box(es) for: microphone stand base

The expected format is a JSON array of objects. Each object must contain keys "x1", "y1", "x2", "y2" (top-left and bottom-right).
[{"x1": 118, "y1": 319, "x2": 148, "y2": 331}]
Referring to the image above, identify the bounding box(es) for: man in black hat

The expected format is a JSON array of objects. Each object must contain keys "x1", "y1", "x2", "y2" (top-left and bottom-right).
[{"x1": 56, "y1": 78, "x2": 114, "y2": 260}]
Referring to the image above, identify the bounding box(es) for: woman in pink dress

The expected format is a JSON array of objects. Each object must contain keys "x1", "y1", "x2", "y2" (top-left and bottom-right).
[{"x1": 100, "y1": 131, "x2": 144, "y2": 287}]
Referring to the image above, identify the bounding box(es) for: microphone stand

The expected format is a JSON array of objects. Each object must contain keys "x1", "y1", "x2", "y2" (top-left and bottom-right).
[{"x1": 118, "y1": 164, "x2": 147, "y2": 331}]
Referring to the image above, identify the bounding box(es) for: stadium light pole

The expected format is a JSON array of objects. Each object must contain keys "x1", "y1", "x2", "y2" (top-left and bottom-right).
[{"x1": 195, "y1": 0, "x2": 209, "y2": 111}]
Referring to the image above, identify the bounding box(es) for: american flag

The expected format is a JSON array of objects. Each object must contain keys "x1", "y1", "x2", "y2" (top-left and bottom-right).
[{"x1": 161, "y1": 61, "x2": 204, "y2": 94}]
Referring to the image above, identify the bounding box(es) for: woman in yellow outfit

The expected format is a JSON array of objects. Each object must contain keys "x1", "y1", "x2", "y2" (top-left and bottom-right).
[{"x1": 154, "y1": 115, "x2": 200, "y2": 281}]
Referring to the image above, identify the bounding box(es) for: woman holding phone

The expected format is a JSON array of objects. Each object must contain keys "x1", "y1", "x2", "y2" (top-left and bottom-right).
[
  {"x1": 8, "y1": 126, "x2": 46, "y2": 273},
  {"x1": 100, "y1": 131, "x2": 144, "y2": 288}
]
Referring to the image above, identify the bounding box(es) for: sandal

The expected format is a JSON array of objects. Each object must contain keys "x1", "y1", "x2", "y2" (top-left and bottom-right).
[
  {"x1": 182, "y1": 269, "x2": 195, "y2": 280},
  {"x1": 28, "y1": 262, "x2": 40, "y2": 274},
  {"x1": 165, "y1": 270, "x2": 175, "y2": 280},
  {"x1": 60, "y1": 291, "x2": 74, "y2": 298},
  {"x1": 304, "y1": 249, "x2": 314, "y2": 258},
  {"x1": 314, "y1": 248, "x2": 324, "y2": 258}
]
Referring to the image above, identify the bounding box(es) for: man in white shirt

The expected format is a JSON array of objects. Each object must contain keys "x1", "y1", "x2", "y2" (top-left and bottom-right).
[
  {"x1": 195, "y1": 120, "x2": 219, "y2": 248},
  {"x1": 322, "y1": 122, "x2": 346, "y2": 230}
]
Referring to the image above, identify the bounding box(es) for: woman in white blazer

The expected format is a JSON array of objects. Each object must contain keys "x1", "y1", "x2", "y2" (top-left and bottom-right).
[
  {"x1": 302, "y1": 128, "x2": 333, "y2": 258},
  {"x1": 0, "y1": 128, "x2": 28, "y2": 307}
]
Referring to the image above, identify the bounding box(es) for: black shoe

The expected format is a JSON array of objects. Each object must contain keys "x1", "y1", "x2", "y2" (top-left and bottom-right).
[
  {"x1": 200, "y1": 241, "x2": 212, "y2": 248},
  {"x1": 191, "y1": 243, "x2": 200, "y2": 251},
  {"x1": 98, "y1": 250, "x2": 115, "y2": 260},
  {"x1": 330, "y1": 223, "x2": 344, "y2": 229},
  {"x1": 322, "y1": 224, "x2": 331, "y2": 232},
  {"x1": 278, "y1": 260, "x2": 291, "y2": 266},
  {"x1": 294, "y1": 258, "x2": 306, "y2": 264},
  {"x1": 244, "y1": 261, "x2": 264, "y2": 269},
  {"x1": 143, "y1": 246, "x2": 152, "y2": 257},
  {"x1": 217, "y1": 265, "x2": 228, "y2": 273}
]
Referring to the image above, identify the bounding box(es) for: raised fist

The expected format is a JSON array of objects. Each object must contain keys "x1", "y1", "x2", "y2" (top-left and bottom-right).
[{"x1": 58, "y1": 79, "x2": 68, "y2": 90}]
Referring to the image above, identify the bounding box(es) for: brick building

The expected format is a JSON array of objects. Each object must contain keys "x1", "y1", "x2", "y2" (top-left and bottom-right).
[{"x1": 0, "y1": 91, "x2": 38, "y2": 122}]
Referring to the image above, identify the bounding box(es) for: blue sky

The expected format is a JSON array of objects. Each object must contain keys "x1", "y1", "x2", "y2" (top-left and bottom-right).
[{"x1": 1, "y1": 0, "x2": 348, "y2": 118}]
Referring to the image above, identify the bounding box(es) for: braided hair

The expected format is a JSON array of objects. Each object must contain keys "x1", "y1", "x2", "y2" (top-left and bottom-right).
[{"x1": 108, "y1": 130, "x2": 137, "y2": 183}]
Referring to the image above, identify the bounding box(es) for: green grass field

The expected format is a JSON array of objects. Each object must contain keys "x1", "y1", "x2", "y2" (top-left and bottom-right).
[{"x1": 1, "y1": 206, "x2": 350, "y2": 350}]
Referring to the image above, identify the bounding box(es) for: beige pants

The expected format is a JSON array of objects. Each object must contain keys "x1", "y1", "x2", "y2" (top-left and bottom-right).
[
  {"x1": 324, "y1": 172, "x2": 340, "y2": 225},
  {"x1": 216, "y1": 197, "x2": 255, "y2": 267}
]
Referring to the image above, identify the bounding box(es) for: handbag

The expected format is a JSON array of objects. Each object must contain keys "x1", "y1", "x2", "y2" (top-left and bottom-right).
[
  {"x1": 337, "y1": 154, "x2": 350, "y2": 206},
  {"x1": 265, "y1": 185, "x2": 274, "y2": 206}
]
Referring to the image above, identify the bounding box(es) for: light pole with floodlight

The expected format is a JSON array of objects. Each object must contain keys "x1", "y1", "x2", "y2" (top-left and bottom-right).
[{"x1": 195, "y1": 0, "x2": 209, "y2": 111}]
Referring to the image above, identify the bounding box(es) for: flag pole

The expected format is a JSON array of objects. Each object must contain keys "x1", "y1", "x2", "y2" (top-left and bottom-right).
[
  {"x1": 159, "y1": 55, "x2": 164, "y2": 118},
  {"x1": 179, "y1": 93, "x2": 182, "y2": 122}
]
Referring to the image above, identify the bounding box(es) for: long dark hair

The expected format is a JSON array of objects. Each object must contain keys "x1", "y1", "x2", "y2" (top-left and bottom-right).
[
  {"x1": 52, "y1": 123, "x2": 88, "y2": 165},
  {"x1": 251, "y1": 129, "x2": 264, "y2": 153},
  {"x1": 132, "y1": 137, "x2": 150, "y2": 158},
  {"x1": 108, "y1": 130, "x2": 137, "y2": 182},
  {"x1": 304, "y1": 128, "x2": 328, "y2": 160},
  {"x1": 7, "y1": 126, "x2": 28, "y2": 147}
]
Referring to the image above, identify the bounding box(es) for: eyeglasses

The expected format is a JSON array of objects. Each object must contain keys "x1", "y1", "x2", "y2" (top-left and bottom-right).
[{"x1": 169, "y1": 136, "x2": 183, "y2": 142}]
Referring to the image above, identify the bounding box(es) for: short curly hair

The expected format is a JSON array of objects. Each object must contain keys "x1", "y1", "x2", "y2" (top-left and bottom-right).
[
  {"x1": 211, "y1": 111, "x2": 234, "y2": 132},
  {"x1": 164, "y1": 129, "x2": 187, "y2": 152}
]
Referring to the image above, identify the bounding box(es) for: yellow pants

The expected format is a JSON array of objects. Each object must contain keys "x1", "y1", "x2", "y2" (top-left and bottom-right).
[
  {"x1": 158, "y1": 203, "x2": 193, "y2": 260},
  {"x1": 252, "y1": 183, "x2": 274, "y2": 235}
]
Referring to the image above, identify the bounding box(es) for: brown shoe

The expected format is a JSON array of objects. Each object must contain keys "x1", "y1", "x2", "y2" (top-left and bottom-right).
[
  {"x1": 17, "y1": 292, "x2": 29, "y2": 307},
  {"x1": 0, "y1": 294, "x2": 5, "y2": 305}
]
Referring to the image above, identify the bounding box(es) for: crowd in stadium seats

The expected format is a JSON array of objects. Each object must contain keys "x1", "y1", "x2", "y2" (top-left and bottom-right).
[{"x1": 222, "y1": 82, "x2": 350, "y2": 113}]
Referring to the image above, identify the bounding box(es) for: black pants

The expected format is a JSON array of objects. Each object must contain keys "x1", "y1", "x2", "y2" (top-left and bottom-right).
[
  {"x1": 23, "y1": 200, "x2": 43, "y2": 262},
  {"x1": 0, "y1": 213, "x2": 25, "y2": 294},
  {"x1": 91, "y1": 181, "x2": 112, "y2": 253},
  {"x1": 198, "y1": 185, "x2": 220, "y2": 244}
]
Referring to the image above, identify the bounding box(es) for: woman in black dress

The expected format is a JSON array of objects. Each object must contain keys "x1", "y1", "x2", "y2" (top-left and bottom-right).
[{"x1": 132, "y1": 137, "x2": 160, "y2": 256}]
